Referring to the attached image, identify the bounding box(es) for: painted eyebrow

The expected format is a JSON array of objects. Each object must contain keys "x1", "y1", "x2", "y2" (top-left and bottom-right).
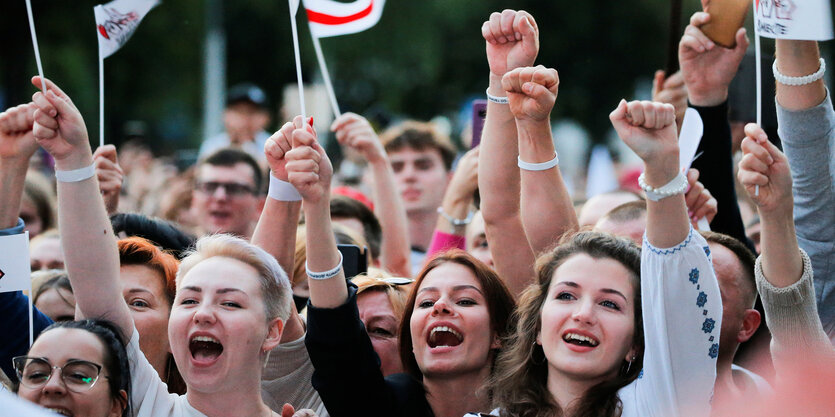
[{"x1": 555, "y1": 281, "x2": 628, "y2": 302}]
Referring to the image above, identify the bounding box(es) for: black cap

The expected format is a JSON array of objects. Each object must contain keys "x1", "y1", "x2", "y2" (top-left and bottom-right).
[{"x1": 226, "y1": 83, "x2": 269, "y2": 109}]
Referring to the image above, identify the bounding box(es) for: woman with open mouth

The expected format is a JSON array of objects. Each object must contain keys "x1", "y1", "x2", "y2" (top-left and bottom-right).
[
  {"x1": 27, "y1": 76, "x2": 296, "y2": 417},
  {"x1": 283, "y1": 117, "x2": 515, "y2": 417}
]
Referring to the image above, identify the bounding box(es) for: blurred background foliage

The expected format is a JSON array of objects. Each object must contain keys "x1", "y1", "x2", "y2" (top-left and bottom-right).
[{"x1": 0, "y1": 0, "x2": 820, "y2": 155}]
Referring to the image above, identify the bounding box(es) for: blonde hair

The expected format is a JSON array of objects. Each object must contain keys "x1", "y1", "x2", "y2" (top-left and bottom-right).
[
  {"x1": 351, "y1": 268, "x2": 411, "y2": 319},
  {"x1": 177, "y1": 234, "x2": 291, "y2": 322}
]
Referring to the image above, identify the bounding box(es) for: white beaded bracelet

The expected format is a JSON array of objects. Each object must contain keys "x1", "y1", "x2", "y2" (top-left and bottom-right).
[
  {"x1": 436, "y1": 207, "x2": 474, "y2": 227},
  {"x1": 486, "y1": 88, "x2": 508, "y2": 104},
  {"x1": 268, "y1": 172, "x2": 302, "y2": 201},
  {"x1": 55, "y1": 164, "x2": 96, "y2": 183},
  {"x1": 773, "y1": 58, "x2": 826, "y2": 86},
  {"x1": 517, "y1": 153, "x2": 559, "y2": 171},
  {"x1": 638, "y1": 172, "x2": 688, "y2": 201},
  {"x1": 305, "y1": 252, "x2": 343, "y2": 280}
]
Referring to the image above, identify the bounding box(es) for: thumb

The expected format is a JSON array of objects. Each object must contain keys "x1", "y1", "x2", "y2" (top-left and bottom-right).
[
  {"x1": 734, "y1": 27, "x2": 749, "y2": 52},
  {"x1": 282, "y1": 404, "x2": 295, "y2": 417},
  {"x1": 652, "y1": 70, "x2": 665, "y2": 96},
  {"x1": 609, "y1": 99, "x2": 628, "y2": 124},
  {"x1": 518, "y1": 16, "x2": 535, "y2": 40}
]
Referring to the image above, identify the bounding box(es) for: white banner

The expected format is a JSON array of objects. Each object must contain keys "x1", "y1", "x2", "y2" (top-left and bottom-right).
[
  {"x1": 303, "y1": 0, "x2": 386, "y2": 38},
  {"x1": 95, "y1": 0, "x2": 160, "y2": 59},
  {"x1": 755, "y1": 0, "x2": 833, "y2": 40},
  {"x1": 0, "y1": 232, "x2": 31, "y2": 293}
]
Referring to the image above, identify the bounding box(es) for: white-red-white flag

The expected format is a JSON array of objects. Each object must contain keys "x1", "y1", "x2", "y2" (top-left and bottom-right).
[
  {"x1": 755, "y1": 0, "x2": 833, "y2": 40},
  {"x1": 303, "y1": 0, "x2": 386, "y2": 38},
  {"x1": 95, "y1": 0, "x2": 160, "y2": 58}
]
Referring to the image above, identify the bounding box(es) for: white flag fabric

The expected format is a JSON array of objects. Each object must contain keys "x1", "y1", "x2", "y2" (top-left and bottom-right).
[
  {"x1": 303, "y1": 0, "x2": 386, "y2": 38},
  {"x1": 95, "y1": 0, "x2": 160, "y2": 59},
  {"x1": 0, "y1": 232, "x2": 31, "y2": 293},
  {"x1": 755, "y1": 0, "x2": 833, "y2": 40}
]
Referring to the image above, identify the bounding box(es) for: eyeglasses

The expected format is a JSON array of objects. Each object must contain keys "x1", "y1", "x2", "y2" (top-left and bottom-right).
[
  {"x1": 381, "y1": 277, "x2": 414, "y2": 285},
  {"x1": 12, "y1": 356, "x2": 107, "y2": 393},
  {"x1": 195, "y1": 181, "x2": 256, "y2": 197}
]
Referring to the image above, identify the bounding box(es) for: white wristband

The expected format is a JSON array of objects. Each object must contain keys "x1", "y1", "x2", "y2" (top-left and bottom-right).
[
  {"x1": 55, "y1": 164, "x2": 96, "y2": 183},
  {"x1": 486, "y1": 88, "x2": 508, "y2": 104},
  {"x1": 436, "y1": 207, "x2": 474, "y2": 227},
  {"x1": 773, "y1": 58, "x2": 826, "y2": 86},
  {"x1": 517, "y1": 153, "x2": 559, "y2": 171},
  {"x1": 268, "y1": 172, "x2": 302, "y2": 201},
  {"x1": 305, "y1": 252, "x2": 343, "y2": 280},
  {"x1": 638, "y1": 172, "x2": 688, "y2": 201}
]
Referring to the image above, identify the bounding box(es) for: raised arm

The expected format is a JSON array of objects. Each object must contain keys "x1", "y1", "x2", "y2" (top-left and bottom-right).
[
  {"x1": 502, "y1": 65, "x2": 577, "y2": 251},
  {"x1": 92, "y1": 144, "x2": 124, "y2": 216},
  {"x1": 610, "y1": 100, "x2": 687, "y2": 247},
  {"x1": 737, "y1": 122, "x2": 835, "y2": 369},
  {"x1": 29, "y1": 77, "x2": 132, "y2": 338},
  {"x1": 680, "y1": 11, "x2": 752, "y2": 247},
  {"x1": 478, "y1": 9, "x2": 538, "y2": 296},
  {"x1": 331, "y1": 113, "x2": 411, "y2": 277},
  {"x1": 285, "y1": 122, "x2": 347, "y2": 308},
  {"x1": 426, "y1": 147, "x2": 478, "y2": 257},
  {"x1": 0, "y1": 102, "x2": 39, "y2": 229},
  {"x1": 251, "y1": 118, "x2": 305, "y2": 342},
  {"x1": 773, "y1": 39, "x2": 835, "y2": 337}
]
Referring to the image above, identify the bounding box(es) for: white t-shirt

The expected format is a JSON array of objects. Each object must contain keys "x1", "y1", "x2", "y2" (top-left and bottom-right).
[
  {"x1": 470, "y1": 229, "x2": 722, "y2": 417},
  {"x1": 127, "y1": 330, "x2": 208, "y2": 417}
]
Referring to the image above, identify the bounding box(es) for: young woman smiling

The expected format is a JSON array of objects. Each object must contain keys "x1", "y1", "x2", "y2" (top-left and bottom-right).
[
  {"x1": 283, "y1": 118, "x2": 515, "y2": 417},
  {"x1": 27, "y1": 77, "x2": 293, "y2": 417}
]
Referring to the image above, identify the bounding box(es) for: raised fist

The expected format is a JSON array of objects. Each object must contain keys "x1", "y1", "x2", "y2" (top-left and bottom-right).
[
  {"x1": 0, "y1": 103, "x2": 39, "y2": 163},
  {"x1": 266, "y1": 116, "x2": 308, "y2": 181},
  {"x1": 285, "y1": 120, "x2": 333, "y2": 205},
  {"x1": 331, "y1": 113, "x2": 386, "y2": 164},
  {"x1": 482, "y1": 10, "x2": 539, "y2": 77},
  {"x1": 30, "y1": 76, "x2": 91, "y2": 170},
  {"x1": 502, "y1": 65, "x2": 559, "y2": 122},
  {"x1": 737, "y1": 123, "x2": 792, "y2": 214}
]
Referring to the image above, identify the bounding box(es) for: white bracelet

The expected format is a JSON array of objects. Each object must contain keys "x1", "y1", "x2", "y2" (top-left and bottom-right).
[
  {"x1": 517, "y1": 153, "x2": 559, "y2": 171},
  {"x1": 773, "y1": 58, "x2": 826, "y2": 86},
  {"x1": 486, "y1": 88, "x2": 508, "y2": 104},
  {"x1": 55, "y1": 164, "x2": 96, "y2": 183},
  {"x1": 638, "y1": 172, "x2": 688, "y2": 201},
  {"x1": 436, "y1": 207, "x2": 474, "y2": 227},
  {"x1": 268, "y1": 172, "x2": 302, "y2": 201},
  {"x1": 305, "y1": 252, "x2": 343, "y2": 280}
]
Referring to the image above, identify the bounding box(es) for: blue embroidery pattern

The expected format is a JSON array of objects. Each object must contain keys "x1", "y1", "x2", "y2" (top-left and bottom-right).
[
  {"x1": 703, "y1": 246, "x2": 711, "y2": 257},
  {"x1": 689, "y1": 268, "x2": 700, "y2": 284},
  {"x1": 709, "y1": 343, "x2": 719, "y2": 359},
  {"x1": 702, "y1": 318, "x2": 715, "y2": 334},
  {"x1": 638, "y1": 369, "x2": 644, "y2": 379},
  {"x1": 644, "y1": 227, "x2": 695, "y2": 255},
  {"x1": 696, "y1": 292, "x2": 707, "y2": 308}
]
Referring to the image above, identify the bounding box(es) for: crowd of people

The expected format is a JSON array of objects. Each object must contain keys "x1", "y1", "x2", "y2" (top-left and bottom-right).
[{"x1": 1, "y1": 7, "x2": 834, "y2": 417}]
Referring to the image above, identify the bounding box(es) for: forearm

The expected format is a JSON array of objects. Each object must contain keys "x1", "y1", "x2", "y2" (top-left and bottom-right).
[
  {"x1": 517, "y1": 119, "x2": 577, "y2": 253},
  {"x1": 368, "y1": 159, "x2": 411, "y2": 277},
  {"x1": 0, "y1": 160, "x2": 28, "y2": 229},
  {"x1": 251, "y1": 199, "x2": 302, "y2": 280},
  {"x1": 759, "y1": 207, "x2": 803, "y2": 288},
  {"x1": 775, "y1": 40, "x2": 826, "y2": 110},
  {"x1": 645, "y1": 158, "x2": 690, "y2": 248},
  {"x1": 479, "y1": 73, "x2": 536, "y2": 296},
  {"x1": 691, "y1": 102, "x2": 752, "y2": 249},
  {"x1": 304, "y1": 201, "x2": 349, "y2": 308},
  {"x1": 56, "y1": 162, "x2": 132, "y2": 335}
]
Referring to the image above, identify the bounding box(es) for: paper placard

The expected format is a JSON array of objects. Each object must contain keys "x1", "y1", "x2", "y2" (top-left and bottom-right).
[
  {"x1": 755, "y1": 0, "x2": 833, "y2": 41},
  {"x1": 0, "y1": 232, "x2": 31, "y2": 293}
]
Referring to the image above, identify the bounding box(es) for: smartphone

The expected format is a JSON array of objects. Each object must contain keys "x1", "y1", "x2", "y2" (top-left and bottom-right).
[
  {"x1": 701, "y1": 0, "x2": 750, "y2": 48},
  {"x1": 337, "y1": 244, "x2": 368, "y2": 279},
  {"x1": 471, "y1": 100, "x2": 488, "y2": 149}
]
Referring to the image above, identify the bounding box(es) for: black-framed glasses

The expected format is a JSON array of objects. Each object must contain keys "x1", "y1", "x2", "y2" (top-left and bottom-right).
[
  {"x1": 12, "y1": 356, "x2": 107, "y2": 393},
  {"x1": 195, "y1": 181, "x2": 256, "y2": 197}
]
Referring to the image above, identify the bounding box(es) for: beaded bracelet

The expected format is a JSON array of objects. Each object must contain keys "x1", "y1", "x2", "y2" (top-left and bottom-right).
[
  {"x1": 773, "y1": 58, "x2": 826, "y2": 86},
  {"x1": 638, "y1": 172, "x2": 688, "y2": 201}
]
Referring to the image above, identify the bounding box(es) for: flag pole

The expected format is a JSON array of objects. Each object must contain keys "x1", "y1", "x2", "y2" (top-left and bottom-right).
[
  {"x1": 28, "y1": 280, "x2": 34, "y2": 347},
  {"x1": 99, "y1": 43, "x2": 105, "y2": 148},
  {"x1": 24, "y1": 0, "x2": 47, "y2": 92},
  {"x1": 753, "y1": 0, "x2": 761, "y2": 196},
  {"x1": 289, "y1": 3, "x2": 306, "y2": 120},
  {"x1": 311, "y1": 35, "x2": 341, "y2": 120}
]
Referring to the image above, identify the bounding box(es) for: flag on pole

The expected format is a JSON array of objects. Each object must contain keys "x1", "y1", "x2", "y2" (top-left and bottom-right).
[
  {"x1": 303, "y1": 0, "x2": 386, "y2": 38},
  {"x1": 94, "y1": 0, "x2": 160, "y2": 58},
  {"x1": 754, "y1": 0, "x2": 833, "y2": 40}
]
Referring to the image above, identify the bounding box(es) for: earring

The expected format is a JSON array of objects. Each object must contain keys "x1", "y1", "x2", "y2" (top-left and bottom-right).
[
  {"x1": 624, "y1": 354, "x2": 636, "y2": 375},
  {"x1": 263, "y1": 349, "x2": 272, "y2": 369}
]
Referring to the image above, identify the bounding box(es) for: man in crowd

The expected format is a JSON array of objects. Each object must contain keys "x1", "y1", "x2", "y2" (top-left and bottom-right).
[
  {"x1": 199, "y1": 83, "x2": 272, "y2": 165},
  {"x1": 191, "y1": 148, "x2": 265, "y2": 239},
  {"x1": 379, "y1": 122, "x2": 456, "y2": 273}
]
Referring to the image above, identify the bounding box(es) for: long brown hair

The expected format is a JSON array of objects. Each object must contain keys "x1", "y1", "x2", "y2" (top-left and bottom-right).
[
  {"x1": 489, "y1": 232, "x2": 644, "y2": 417},
  {"x1": 398, "y1": 250, "x2": 516, "y2": 383}
]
